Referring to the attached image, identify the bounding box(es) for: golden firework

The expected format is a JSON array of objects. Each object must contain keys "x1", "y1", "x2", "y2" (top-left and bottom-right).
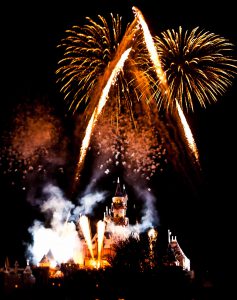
[{"x1": 154, "y1": 26, "x2": 237, "y2": 111}]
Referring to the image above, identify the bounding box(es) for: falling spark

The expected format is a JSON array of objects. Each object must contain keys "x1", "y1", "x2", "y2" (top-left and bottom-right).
[
  {"x1": 132, "y1": 6, "x2": 200, "y2": 165},
  {"x1": 74, "y1": 47, "x2": 132, "y2": 184},
  {"x1": 176, "y1": 100, "x2": 199, "y2": 162},
  {"x1": 55, "y1": 7, "x2": 237, "y2": 193},
  {"x1": 0, "y1": 101, "x2": 67, "y2": 190},
  {"x1": 74, "y1": 111, "x2": 96, "y2": 182},
  {"x1": 132, "y1": 6, "x2": 169, "y2": 101}
]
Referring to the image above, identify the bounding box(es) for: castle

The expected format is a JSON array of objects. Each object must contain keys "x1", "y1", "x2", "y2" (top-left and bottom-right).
[
  {"x1": 0, "y1": 177, "x2": 192, "y2": 296},
  {"x1": 83, "y1": 177, "x2": 130, "y2": 267},
  {"x1": 76, "y1": 177, "x2": 190, "y2": 271}
]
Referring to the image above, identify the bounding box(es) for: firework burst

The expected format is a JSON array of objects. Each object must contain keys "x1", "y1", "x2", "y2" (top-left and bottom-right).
[
  {"x1": 56, "y1": 12, "x2": 172, "y2": 187},
  {"x1": 55, "y1": 11, "x2": 204, "y2": 189},
  {"x1": 56, "y1": 9, "x2": 237, "y2": 189},
  {"x1": 56, "y1": 13, "x2": 159, "y2": 124},
  {"x1": 0, "y1": 101, "x2": 67, "y2": 190},
  {"x1": 153, "y1": 26, "x2": 237, "y2": 112},
  {"x1": 91, "y1": 100, "x2": 168, "y2": 181},
  {"x1": 56, "y1": 14, "x2": 135, "y2": 114}
]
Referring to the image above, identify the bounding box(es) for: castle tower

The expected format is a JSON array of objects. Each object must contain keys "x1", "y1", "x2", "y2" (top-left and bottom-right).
[
  {"x1": 101, "y1": 178, "x2": 129, "y2": 262},
  {"x1": 163, "y1": 230, "x2": 191, "y2": 271},
  {"x1": 103, "y1": 177, "x2": 129, "y2": 227},
  {"x1": 111, "y1": 177, "x2": 129, "y2": 226}
]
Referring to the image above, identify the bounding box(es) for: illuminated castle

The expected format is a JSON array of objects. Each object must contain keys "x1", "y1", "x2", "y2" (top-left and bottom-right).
[
  {"x1": 85, "y1": 177, "x2": 130, "y2": 267},
  {"x1": 35, "y1": 177, "x2": 190, "y2": 272},
  {"x1": 162, "y1": 229, "x2": 190, "y2": 271},
  {"x1": 36, "y1": 178, "x2": 130, "y2": 270},
  {"x1": 103, "y1": 177, "x2": 129, "y2": 226}
]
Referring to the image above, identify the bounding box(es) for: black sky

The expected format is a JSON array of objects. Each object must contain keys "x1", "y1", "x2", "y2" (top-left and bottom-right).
[{"x1": 0, "y1": 0, "x2": 236, "y2": 276}]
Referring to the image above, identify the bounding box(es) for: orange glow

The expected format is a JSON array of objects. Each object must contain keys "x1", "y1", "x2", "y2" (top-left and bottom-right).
[
  {"x1": 74, "y1": 48, "x2": 132, "y2": 182},
  {"x1": 97, "y1": 220, "x2": 105, "y2": 267},
  {"x1": 176, "y1": 100, "x2": 199, "y2": 162},
  {"x1": 132, "y1": 6, "x2": 169, "y2": 100},
  {"x1": 79, "y1": 215, "x2": 94, "y2": 260}
]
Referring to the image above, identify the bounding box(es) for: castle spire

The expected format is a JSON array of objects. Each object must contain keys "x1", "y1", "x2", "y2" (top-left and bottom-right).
[{"x1": 115, "y1": 177, "x2": 123, "y2": 196}]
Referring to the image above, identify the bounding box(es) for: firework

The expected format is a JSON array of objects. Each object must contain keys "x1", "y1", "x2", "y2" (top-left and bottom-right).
[
  {"x1": 72, "y1": 47, "x2": 133, "y2": 186},
  {"x1": 56, "y1": 14, "x2": 138, "y2": 115},
  {"x1": 56, "y1": 10, "x2": 203, "y2": 189},
  {"x1": 56, "y1": 13, "x2": 159, "y2": 124},
  {"x1": 92, "y1": 101, "x2": 168, "y2": 181},
  {"x1": 132, "y1": 6, "x2": 169, "y2": 97},
  {"x1": 0, "y1": 101, "x2": 67, "y2": 190},
  {"x1": 154, "y1": 26, "x2": 237, "y2": 111},
  {"x1": 57, "y1": 8, "x2": 237, "y2": 187},
  {"x1": 176, "y1": 100, "x2": 199, "y2": 162}
]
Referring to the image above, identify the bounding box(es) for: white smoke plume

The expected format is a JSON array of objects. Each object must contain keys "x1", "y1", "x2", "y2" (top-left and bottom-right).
[
  {"x1": 27, "y1": 179, "x2": 159, "y2": 265},
  {"x1": 138, "y1": 189, "x2": 159, "y2": 231},
  {"x1": 27, "y1": 184, "x2": 82, "y2": 265},
  {"x1": 41, "y1": 184, "x2": 75, "y2": 226},
  {"x1": 27, "y1": 183, "x2": 109, "y2": 265},
  {"x1": 124, "y1": 176, "x2": 159, "y2": 233},
  {"x1": 73, "y1": 190, "x2": 108, "y2": 218}
]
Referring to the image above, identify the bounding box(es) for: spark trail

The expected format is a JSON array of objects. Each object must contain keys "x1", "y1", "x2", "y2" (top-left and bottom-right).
[
  {"x1": 176, "y1": 100, "x2": 199, "y2": 162},
  {"x1": 72, "y1": 17, "x2": 140, "y2": 190},
  {"x1": 133, "y1": 6, "x2": 199, "y2": 165},
  {"x1": 132, "y1": 6, "x2": 169, "y2": 106},
  {"x1": 79, "y1": 215, "x2": 94, "y2": 260},
  {"x1": 97, "y1": 220, "x2": 105, "y2": 267},
  {"x1": 74, "y1": 47, "x2": 132, "y2": 185}
]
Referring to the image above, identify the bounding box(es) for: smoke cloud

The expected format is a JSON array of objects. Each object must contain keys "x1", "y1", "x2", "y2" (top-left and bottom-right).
[
  {"x1": 138, "y1": 189, "x2": 159, "y2": 231},
  {"x1": 27, "y1": 183, "x2": 108, "y2": 264},
  {"x1": 73, "y1": 190, "x2": 108, "y2": 217}
]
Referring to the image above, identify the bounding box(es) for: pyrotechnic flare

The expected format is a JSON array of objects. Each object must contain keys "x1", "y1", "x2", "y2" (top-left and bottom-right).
[
  {"x1": 176, "y1": 100, "x2": 199, "y2": 162},
  {"x1": 57, "y1": 7, "x2": 235, "y2": 189},
  {"x1": 79, "y1": 215, "x2": 94, "y2": 260},
  {"x1": 68, "y1": 15, "x2": 147, "y2": 188},
  {"x1": 97, "y1": 220, "x2": 105, "y2": 267},
  {"x1": 132, "y1": 6, "x2": 200, "y2": 165},
  {"x1": 56, "y1": 13, "x2": 158, "y2": 127},
  {"x1": 57, "y1": 11, "x2": 180, "y2": 188},
  {"x1": 56, "y1": 14, "x2": 139, "y2": 115},
  {"x1": 73, "y1": 47, "x2": 132, "y2": 184},
  {"x1": 132, "y1": 6, "x2": 169, "y2": 100},
  {"x1": 154, "y1": 26, "x2": 237, "y2": 111}
]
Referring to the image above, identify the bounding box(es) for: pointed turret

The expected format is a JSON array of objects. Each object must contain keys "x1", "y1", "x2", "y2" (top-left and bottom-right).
[
  {"x1": 103, "y1": 177, "x2": 129, "y2": 227},
  {"x1": 39, "y1": 249, "x2": 56, "y2": 268},
  {"x1": 163, "y1": 230, "x2": 190, "y2": 271},
  {"x1": 111, "y1": 177, "x2": 129, "y2": 226},
  {"x1": 115, "y1": 177, "x2": 123, "y2": 197}
]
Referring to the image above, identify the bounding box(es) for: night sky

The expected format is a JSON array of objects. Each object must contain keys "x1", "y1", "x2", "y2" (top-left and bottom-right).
[{"x1": 0, "y1": 0, "x2": 236, "y2": 280}]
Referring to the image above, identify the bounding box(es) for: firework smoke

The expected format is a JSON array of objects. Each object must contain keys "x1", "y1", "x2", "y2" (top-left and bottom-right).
[
  {"x1": 0, "y1": 100, "x2": 68, "y2": 190},
  {"x1": 91, "y1": 103, "x2": 167, "y2": 181},
  {"x1": 72, "y1": 190, "x2": 108, "y2": 217},
  {"x1": 27, "y1": 184, "x2": 81, "y2": 265},
  {"x1": 137, "y1": 188, "x2": 159, "y2": 230},
  {"x1": 27, "y1": 178, "x2": 160, "y2": 265},
  {"x1": 27, "y1": 179, "x2": 110, "y2": 264}
]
